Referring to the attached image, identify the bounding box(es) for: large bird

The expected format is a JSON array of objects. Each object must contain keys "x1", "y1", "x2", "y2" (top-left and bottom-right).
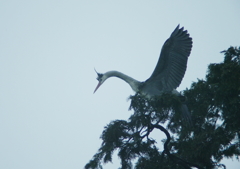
[{"x1": 94, "y1": 25, "x2": 192, "y2": 123}]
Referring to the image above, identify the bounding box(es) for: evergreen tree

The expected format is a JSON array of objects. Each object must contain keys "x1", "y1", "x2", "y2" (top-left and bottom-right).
[{"x1": 85, "y1": 47, "x2": 240, "y2": 169}]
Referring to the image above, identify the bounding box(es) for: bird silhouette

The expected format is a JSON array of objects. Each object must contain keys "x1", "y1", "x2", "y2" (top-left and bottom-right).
[{"x1": 94, "y1": 25, "x2": 192, "y2": 124}]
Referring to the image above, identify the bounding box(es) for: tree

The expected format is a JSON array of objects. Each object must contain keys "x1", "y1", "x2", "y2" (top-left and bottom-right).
[{"x1": 85, "y1": 47, "x2": 240, "y2": 169}]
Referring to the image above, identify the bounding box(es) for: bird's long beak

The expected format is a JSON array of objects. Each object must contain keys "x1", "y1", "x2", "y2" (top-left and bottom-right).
[{"x1": 93, "y1": 82, "x2": 102, "y2": 93}]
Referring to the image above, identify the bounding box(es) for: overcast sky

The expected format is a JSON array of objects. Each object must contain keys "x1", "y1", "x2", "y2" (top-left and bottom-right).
[{"x1": 0, "y1": 1, "x2": 240, "y2": 169}]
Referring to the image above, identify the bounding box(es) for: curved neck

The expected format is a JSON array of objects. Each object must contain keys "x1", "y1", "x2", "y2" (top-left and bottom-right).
[{"x1": 105, "y1": 71, "x2": 141, "y2": 92}]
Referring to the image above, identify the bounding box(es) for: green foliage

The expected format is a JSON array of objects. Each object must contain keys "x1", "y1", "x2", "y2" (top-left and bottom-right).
[
  {"x1": 178, "y1": 46, "x2": 240, "y2": 168},
  {"x1": 85, "y1": 47, "x2": 240, "y2": 169}
]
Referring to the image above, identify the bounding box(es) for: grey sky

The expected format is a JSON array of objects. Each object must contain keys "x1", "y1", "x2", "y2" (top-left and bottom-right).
[{"x1": 0, "y1": 1, "x2": 240, "y2": 169}]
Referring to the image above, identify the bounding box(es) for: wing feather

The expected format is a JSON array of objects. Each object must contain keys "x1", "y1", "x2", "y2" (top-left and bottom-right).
[{"x1": 145, "y1": 25, "x2": 192, "y2": 92}]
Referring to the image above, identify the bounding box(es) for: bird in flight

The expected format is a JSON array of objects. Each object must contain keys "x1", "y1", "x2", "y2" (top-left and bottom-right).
[{"x1": 94, "y1": 25, "x2": 193, "y2": 123}]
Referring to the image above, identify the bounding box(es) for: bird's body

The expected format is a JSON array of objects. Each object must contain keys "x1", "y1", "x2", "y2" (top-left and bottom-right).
[{"x1": 94, "y1": 25, "x2": 193, "y2": 123}]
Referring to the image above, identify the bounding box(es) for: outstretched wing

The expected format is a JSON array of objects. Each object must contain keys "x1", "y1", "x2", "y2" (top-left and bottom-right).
[{"x1": 145, "y1": 25, "x2": 192, "y2": 92}]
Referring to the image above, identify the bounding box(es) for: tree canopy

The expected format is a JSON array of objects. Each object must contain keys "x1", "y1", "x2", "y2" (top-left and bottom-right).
[{"x1": 85, "y1": 47, "x2": 240, "y2": 169}]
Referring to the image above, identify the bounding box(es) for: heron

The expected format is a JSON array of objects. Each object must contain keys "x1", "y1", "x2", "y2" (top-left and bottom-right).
[{"x1": 94, "y1": 25, "x2": 192, "y2": 123}]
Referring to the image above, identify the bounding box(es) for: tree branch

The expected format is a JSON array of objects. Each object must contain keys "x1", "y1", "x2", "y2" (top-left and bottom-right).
[{"x1": 153, "y1": 124, "x2": 204, "y2": 169}]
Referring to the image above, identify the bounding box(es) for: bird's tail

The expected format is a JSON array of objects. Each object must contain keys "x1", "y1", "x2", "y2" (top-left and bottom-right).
[{"x1": 181, "y1": 103, "x2": 192, "y2": 127}]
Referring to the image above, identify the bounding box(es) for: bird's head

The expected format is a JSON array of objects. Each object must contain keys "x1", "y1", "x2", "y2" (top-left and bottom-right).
[{"x1": 93, "y1": 69, "x2": 107, "y2": 93}]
